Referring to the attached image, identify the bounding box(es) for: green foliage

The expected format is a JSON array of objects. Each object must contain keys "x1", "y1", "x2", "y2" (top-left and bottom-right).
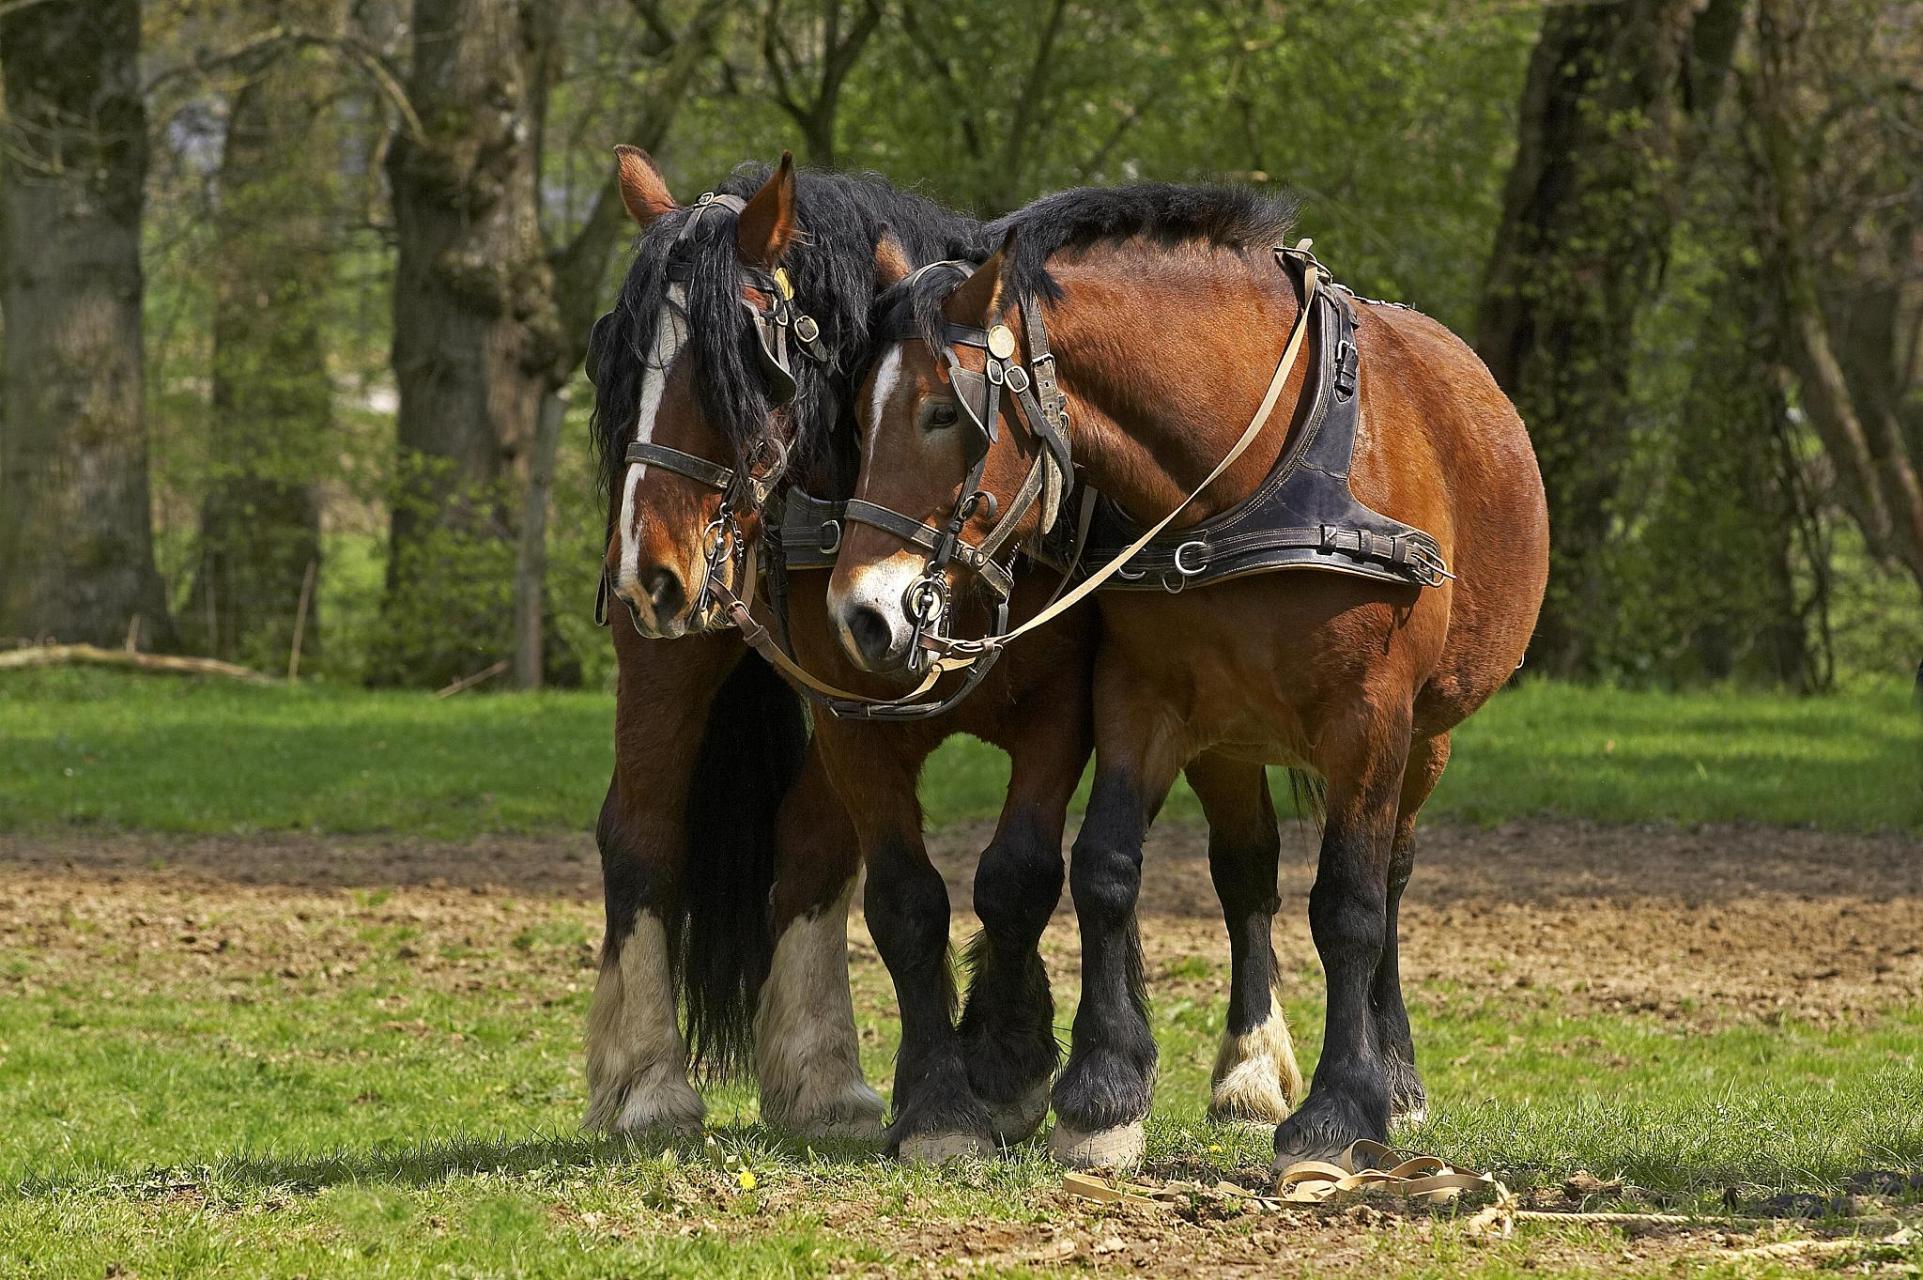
[
  {"x1": 108, "y1": 0, "x2": 1923, "y2": 690},
  {"x1": 2, "y1": 671, "x2": 1916, "y2": 837}
]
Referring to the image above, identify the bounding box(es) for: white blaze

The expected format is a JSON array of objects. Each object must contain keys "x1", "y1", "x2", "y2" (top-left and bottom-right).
[
  {"x1": 865, "y1": 345, "x2": 903, "y2": 457},
  {"x1": 615, "y1": 284, "x2": 690, "y2": 592}
]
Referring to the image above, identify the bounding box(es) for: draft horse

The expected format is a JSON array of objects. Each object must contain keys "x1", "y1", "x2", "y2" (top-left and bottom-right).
[
  {"x1": 827, "y1": 184, "x2": 1549, "y2": 1171},
  {"x1": 588, "y1": 155, "x2": 1307, "y2": 1158}
]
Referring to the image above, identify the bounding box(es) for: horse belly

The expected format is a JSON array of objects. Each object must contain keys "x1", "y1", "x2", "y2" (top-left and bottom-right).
[{"x1": 1096, "y1": 570, "x2": 1434, "y2": 769}]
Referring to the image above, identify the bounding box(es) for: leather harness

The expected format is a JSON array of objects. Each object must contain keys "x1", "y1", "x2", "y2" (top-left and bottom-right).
[
  {"x1": 1075, "y1": 249, "x2": 1449, "y2": 593},
  {"x1": 593, "y1": 231, "x2": 1451, "y2": 721},
  {"x1": 598, "y1": 190, "x2": 827, "y2": 632}
]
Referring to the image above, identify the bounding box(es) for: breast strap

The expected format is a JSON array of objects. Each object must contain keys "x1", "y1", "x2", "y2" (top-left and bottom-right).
[{"x1": 1077, "y1": 254, "x2": 1451, "y2": 592}]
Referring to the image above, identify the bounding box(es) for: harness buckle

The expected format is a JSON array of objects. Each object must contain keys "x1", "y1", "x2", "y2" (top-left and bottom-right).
[
  {"x1": 1173, "y1": 539, "x2": 1210, "y2": 577},
  {"x1": 1334, "y1": 338, "x2": 1358, "y2": 399}
]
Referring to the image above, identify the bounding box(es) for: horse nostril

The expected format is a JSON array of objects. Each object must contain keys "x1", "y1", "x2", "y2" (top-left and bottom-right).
[
  {"x1": 644, "y1": 567, "x2": 685, "y2": 619},
  {"x1": 845, "y1": 604, "x2": 896, "y2": 665}
]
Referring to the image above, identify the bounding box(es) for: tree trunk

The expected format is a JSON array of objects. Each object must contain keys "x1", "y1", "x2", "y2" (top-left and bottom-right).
[
  {"x1": 0, "y1": 0, "x2": 175, "y2": 650},
  {"x1": 184, "y1": 1, "x2": 344, "y2": 669},
  {"x1": 1747, "y1": 0, "x2": 1923, "y2": 604},
  {"x1": 1476, "y1": 0, "x2": 1744, "y2": 676},
  {"x1": 510, "y1": 388, "x2": 566, "y2": 689},
  {"x1": 371, "y1": 0, "x2": 564, "y2": 687},
  {"x1": 375, "y1": 0, "x2": 729, "y2": 687}
]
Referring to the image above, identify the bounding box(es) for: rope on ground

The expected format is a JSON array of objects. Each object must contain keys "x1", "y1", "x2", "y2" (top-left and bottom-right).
[{"x1": 1062, "y1": 1143, "x2": 1918, "y2": 1252}]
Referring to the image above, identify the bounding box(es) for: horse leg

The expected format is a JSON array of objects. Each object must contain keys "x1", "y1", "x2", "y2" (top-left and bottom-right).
[
  {"x1": 1270, "y1": 698, "x2": 1413, "y2": 1170},
  {"x1": 1048, "y1": 705, "x2": 1185, "y2": 1170},
  {"x1": 957, "y1": 701, "x2": 1086, "y2": 1144},
  {"x1": 584, "y1": 634, "x2": 742, "y2": 1136},
  {"x1": 818, "y1": 727, "x2": 993, "y2": 1161},
  {"x1": 755, "y1": 747, "x2": 886, "y2": 1140},
  {"x1": 1185, "y1": 752, "x2": 1303, "y2": 1125},
  {"x1": 1376, "y1": 731, "x2": 1449, "y2": 1127}
]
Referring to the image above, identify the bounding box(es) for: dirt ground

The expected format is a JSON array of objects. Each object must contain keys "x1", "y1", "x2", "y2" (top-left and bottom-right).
[{"x1": 4, "y1": 816, "x2": 1919, "y2": 1024}]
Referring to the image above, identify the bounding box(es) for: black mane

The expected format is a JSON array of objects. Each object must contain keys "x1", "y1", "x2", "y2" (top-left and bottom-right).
[
  {"x1": 587, "y1": 164, "x2": 980, "y2": 514},
  {"x1": 883, "y1": 183, "x2": 1299, "y2": 355}
]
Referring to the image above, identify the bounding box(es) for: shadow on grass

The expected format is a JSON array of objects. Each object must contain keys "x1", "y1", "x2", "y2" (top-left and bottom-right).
[{"x1": 17, "y1": 1125, "x2": 888, "y2": 1201}]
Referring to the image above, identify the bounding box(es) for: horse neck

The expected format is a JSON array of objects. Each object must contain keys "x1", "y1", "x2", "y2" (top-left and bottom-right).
[{"x1": 1039, "y1": 247, "x2": 1309, "y2": 523}]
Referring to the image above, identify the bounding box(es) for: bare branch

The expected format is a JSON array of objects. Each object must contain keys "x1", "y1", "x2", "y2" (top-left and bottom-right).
[
  {"x1": 144, "y1": 27, "x2": 425, "y2": 145},
  {"x1": 898, "y1": 1, "x2": 981, "y2": 159}
]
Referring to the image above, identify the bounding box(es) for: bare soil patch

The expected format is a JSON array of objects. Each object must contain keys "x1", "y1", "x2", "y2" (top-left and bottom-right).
[{"x1": 1, "y1": 818, "x2": 1918, "y2": 1023}]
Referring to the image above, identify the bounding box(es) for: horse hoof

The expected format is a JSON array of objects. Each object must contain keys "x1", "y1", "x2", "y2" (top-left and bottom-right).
[
  {"x1": 597, "y1": 1100, "x2": 704, "y2": 1140},
  {"x1": 1269, "y1": 1097, "x2": 1374, "y2": 1173},
  {"x1": 1049, "y1": 1120, "x2": 1145, "y2": 1170},
  {"x1": 794, "y1": 1109, "x2": 886, "y2": 1143},
  {"x1": 898, "y1": 1131, "x2": 994, "y2": 1164},
  {"x1": 986, "y1": 1082, "x2": 1051, "y2": 1145}
]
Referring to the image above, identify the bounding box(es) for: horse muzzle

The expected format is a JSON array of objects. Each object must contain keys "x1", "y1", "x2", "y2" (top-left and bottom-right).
[
  {"x1": 828, "y1": 559, "x2": 924, "y2": 675},
  {"x1": 613, "y1": 564, "x2": 693, "y2": 639}
]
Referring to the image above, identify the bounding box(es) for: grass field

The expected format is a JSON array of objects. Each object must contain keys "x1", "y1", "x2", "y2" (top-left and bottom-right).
[
  {"x1": 1, "y1": 818, "x2": 1920, "y2": 1277},
  {"x1": 2, "y1": 669, "x2": 1919, "y2": 835},
  {"x1": 1, "y1": 669, "x2": 1920, "y2": 1275}
]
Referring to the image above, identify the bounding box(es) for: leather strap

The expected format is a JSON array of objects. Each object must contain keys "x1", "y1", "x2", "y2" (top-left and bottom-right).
[
  {"x1": 626, "y1": 441, "x2": 735, "y2": 491},
  {"x1": 707, "y1": 565, "x2": 999, "y2": 719},
  {"x1": 841, "y1": 498, "x2": 1018, "y2": 600},
  {"x1": 1274, "y1": 1140, "x2": 1495, "y2": 1206}
]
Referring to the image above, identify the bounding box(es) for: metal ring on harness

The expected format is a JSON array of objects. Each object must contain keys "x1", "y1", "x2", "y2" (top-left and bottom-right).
[
  {"x1": 1173, "y1": 540, "x2": 1210, "y2": 577},
  {"x1": 907, "y1": 574, "x2": 948, "y2": 625}
]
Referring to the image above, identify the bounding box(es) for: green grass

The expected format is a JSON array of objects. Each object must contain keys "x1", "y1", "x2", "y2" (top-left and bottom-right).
[
  {"x1": 1, "y1": 892, "x2": 1919, "y2": 1277},
  {"x1": 3, "y1": 668, "x2": 1917, "y2": 837}
]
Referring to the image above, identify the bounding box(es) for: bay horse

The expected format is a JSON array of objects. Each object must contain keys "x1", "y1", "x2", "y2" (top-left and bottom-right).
[
  {"x1": 826, "y1": 184, "x2": 1549, "y2": 1172},
  {"x1": 588, "y1": 154, "x2": 1306, "y2": 1159}
]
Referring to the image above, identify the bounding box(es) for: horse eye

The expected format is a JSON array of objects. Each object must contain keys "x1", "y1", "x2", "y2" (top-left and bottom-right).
[{"x1": 925, "y1": 402, "x2": 959, "y2": 431}]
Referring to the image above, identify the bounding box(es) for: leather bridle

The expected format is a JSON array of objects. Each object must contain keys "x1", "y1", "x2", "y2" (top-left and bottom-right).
[
  {"x1": 834, "y1": 264, "x2": 1080, "y2": 679},
  {"x1": 594, "y1": 189, "x2": 827, "y2": 635}
]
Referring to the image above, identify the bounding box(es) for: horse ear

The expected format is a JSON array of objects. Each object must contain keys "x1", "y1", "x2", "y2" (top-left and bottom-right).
[
  {"x1": 737, "y1": 151, "x2": 798, "y2": 269},
  {"x1": 943, "y1": 235, "x2": 1011, "y2": 325},
  {"x1": 874, "y1": 230, "x2": 912, "y2": 289},
  {"x1": 614, "y1": 145, "x2": 677, "y2": 226}
]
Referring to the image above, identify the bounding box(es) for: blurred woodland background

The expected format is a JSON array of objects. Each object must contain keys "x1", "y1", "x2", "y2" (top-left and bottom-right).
[{"x1": 1, "y1": 0, "x2": 1919, "y2": 692}]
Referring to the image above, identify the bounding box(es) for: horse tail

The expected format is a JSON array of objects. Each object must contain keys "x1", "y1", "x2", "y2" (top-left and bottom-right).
[
  {"x1": 1284, "y1": 768, "x2": 1327, "y2": 829},
  {"x1": 676, "y1": 650, "x2": 808, "y2": 1080}
]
